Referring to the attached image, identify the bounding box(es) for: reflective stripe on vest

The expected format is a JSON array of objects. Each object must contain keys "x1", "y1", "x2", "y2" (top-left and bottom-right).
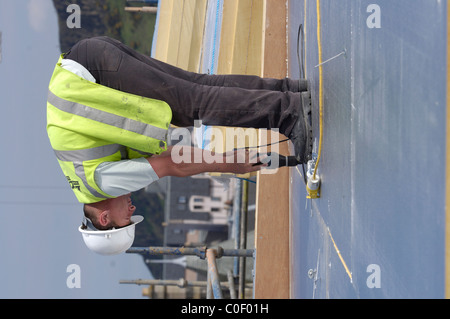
[
  {"x1": 48, "y1": 90, "x2": 168, "y2": 143},
  {"x1": 53, "y1": 144, "x2": 127, "y2": 162},
  {"x1": 53, "y1": 144, "x2": 127, "y2": 200}
]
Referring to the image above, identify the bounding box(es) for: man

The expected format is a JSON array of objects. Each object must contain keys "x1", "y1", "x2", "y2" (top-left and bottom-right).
[{"x1": 46, "y1": 36, "x2": 312, "y2": 254}]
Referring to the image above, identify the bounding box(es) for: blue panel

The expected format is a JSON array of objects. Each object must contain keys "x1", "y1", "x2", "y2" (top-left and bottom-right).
[
  {"x1": 289, "y1": 0, "x2": 447, "y2": 298},
  {"x1": 201, "y1": 0, "x2": 224, "y2": 74}
]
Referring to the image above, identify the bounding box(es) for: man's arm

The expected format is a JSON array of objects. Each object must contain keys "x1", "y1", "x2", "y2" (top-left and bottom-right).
[{"x1": 147, "y1": 146, "x2": 266, "y2": 178}]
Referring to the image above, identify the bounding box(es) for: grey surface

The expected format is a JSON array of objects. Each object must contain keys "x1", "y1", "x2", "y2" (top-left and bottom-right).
[{"x1": 289, "y1": 0, "x2": 447, "y2": 298}]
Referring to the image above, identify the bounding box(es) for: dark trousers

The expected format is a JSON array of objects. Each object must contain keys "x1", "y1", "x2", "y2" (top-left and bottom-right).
[{"x1": 64, "y1": 36, "x2": 300, "y2": 137}]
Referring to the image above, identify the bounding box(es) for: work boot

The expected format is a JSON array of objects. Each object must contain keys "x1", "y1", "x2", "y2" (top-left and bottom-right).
[
  {"x1": 298, "y1": 79, "x2": 308, "y2": 92},
  {"x1": 285, "y1": 78, "x2": 308, "y2": 92},
  {"x1": 288, "y1": 91, "x2": 313, "y2": 164}
]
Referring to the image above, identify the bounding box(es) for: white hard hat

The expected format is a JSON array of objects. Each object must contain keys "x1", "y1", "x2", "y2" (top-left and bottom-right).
[{"x1": 78, "y1": 215, "x2": 144, "y2": 255}]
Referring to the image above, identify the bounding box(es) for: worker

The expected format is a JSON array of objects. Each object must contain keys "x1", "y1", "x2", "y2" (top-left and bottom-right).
[{"x1": 46, "y1": 36, "x2": 312, "y2": 255}]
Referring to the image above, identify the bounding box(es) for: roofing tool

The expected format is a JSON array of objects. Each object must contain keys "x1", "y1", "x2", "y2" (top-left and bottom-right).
[
  {"x1": 253, "y1": 152, "x2": 300, "y2": 168},
  {"x1": 232, "y1": 139, "x2": 299, "y2": 169}
]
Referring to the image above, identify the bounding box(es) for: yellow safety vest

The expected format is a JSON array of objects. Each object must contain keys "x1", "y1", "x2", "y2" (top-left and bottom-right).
[{"x1": 47, "y1": 55, "x2": 172, "y2": 203}]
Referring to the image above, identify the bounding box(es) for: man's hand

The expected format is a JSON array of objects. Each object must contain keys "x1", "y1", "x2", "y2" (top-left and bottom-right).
[
  {"x1": 147, "y1": 146, "x2": 267, "y2": 178},
  {"x1": 223, "y1": 149, "x2": 268, "y2": 175}
]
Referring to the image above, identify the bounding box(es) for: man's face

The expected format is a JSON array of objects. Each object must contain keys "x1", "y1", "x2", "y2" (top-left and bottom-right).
[{"x1": 107, "y1": 193, "x2": 136, "y2": 228}]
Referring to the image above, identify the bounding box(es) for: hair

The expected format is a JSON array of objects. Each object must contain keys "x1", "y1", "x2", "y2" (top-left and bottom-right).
[{"x1": 83, "y1": 201, "x2": 113, "y2": 230}]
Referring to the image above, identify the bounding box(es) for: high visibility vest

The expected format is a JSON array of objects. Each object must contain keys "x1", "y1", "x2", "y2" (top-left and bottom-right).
[{"x1": 47, "y1": 55, "x2": 172, "y2": 203}]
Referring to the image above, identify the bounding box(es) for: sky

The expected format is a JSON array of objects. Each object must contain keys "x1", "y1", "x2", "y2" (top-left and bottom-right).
[{"x1": 0, "y1": 0, "x2": 152, "y2": 299}]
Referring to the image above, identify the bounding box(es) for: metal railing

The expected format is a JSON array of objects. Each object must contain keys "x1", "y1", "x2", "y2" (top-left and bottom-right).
[{"x1": 124, "y1": 245, "x2": 254, "y2": 299}]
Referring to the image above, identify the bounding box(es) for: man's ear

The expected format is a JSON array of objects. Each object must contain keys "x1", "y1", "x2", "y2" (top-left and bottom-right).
[{"x1": 98, "y1": 210, "x2": 110, "y2": 227}]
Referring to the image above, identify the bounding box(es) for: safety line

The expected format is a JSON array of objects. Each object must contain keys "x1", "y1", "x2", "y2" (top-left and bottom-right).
[
  {"x1": 314, "y1": 0, "x2": 352, "y2": 285},
  {"x1": 327, "y1": 227, "x2": 353, "y2": 282},
  {"x1": 314, "y1": 0, "x2": 324, "y2": 179}
]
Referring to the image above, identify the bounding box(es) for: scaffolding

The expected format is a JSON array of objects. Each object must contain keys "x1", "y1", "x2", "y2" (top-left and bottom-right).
[
  {"x1": 122, "y1": 244, "x2": 254, "y2": 299},
  {"x1": 121, "y1": 179, "x2": 253, "y2": 299}
]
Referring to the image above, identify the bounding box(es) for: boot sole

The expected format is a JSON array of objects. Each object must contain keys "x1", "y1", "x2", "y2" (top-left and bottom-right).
[{"x1": 300, "y1": 91, "x2": 313, "y2": 162}]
